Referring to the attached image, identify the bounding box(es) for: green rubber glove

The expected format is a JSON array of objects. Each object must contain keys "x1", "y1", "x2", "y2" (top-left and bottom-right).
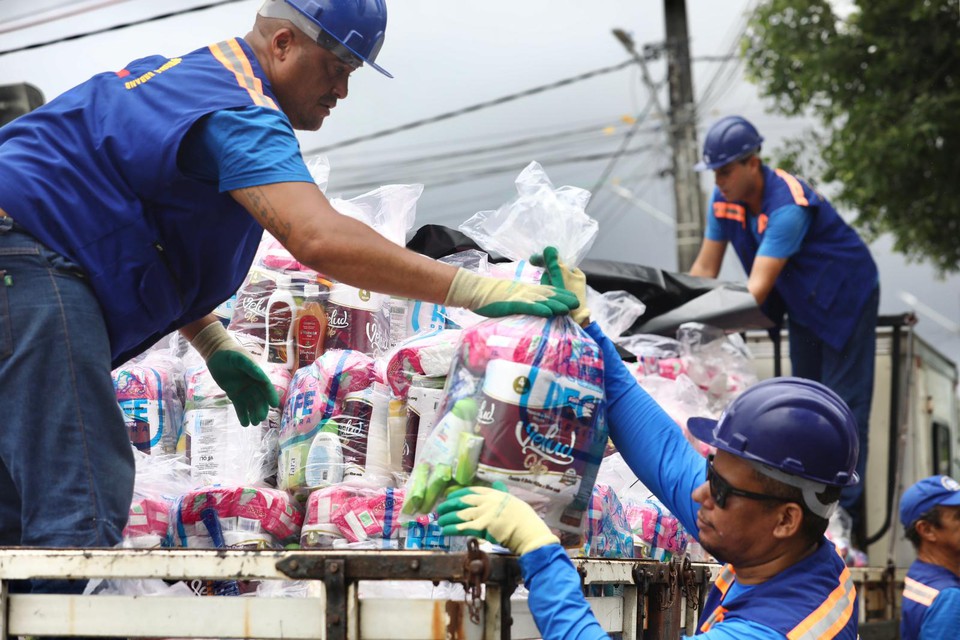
[
  {"x1": 530, "y1": 246, "x2": 590, "y2": 326},
  {"x1": 190, "y1": 323, "x2": 280, "y2": 427},
  {"x1": 443, "y1": 268, "x2": 579, "y2": 318},
  {"x1": 436, "y1": 485, "x2": 559, "y2": 556}
]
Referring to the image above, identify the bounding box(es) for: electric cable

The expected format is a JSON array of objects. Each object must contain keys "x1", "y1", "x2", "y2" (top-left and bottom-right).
[
  {"x1": 0, "y1": 0, "x2": 137, "y2": 36},
  {"x1": 588, "y1": 99, "x2": 655, "y2": 199},
  {"x1": 306, "y1": 59, "x2": 636, "y2": 154},
  {"x1": 0, "y1": 0, "x2": 248, "y2": 57},
  {"x1": 328, "y1": 144, "x2": 658, "y2": 194}
]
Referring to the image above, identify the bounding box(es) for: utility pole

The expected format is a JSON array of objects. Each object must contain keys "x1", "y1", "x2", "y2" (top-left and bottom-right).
[{"x1": 663, "y1": 0, "x2": 705, "y2": 272}]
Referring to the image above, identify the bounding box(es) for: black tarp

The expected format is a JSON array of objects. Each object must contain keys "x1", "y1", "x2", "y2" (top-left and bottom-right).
[{"x1": 406, "y1": 224, "x2": 773, "y2": 338}]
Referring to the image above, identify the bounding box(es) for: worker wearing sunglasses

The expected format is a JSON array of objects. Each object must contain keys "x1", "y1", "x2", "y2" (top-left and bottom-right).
[{"x1": 440, "y1": 249, "x2": 862, "y2": 640}]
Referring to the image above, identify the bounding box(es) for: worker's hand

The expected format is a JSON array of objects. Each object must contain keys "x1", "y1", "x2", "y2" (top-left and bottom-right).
[
  {"x1": 436, "y1": 485, "x2": 559, "y2": 556},
  {"x1": 530, "y1": 246, "x2": 590, "y2": 326},
  {"x1": 443, "y1": 269, "x2": 579, "y2": 318},
  {"x1": 190, "y1": 323, "x2": 280, "y2": 426}
]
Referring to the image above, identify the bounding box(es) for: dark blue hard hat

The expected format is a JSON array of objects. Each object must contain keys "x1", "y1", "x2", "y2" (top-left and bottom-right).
[
  {"x1": 694, "y1": 115, "x2": 763, "y2": 171},
  {"x1": 688, "y1": 377, "x2": 860, "y2": 487},
  {"x1": 260, "y1": 0, "x2": 391, "y2": 78}
]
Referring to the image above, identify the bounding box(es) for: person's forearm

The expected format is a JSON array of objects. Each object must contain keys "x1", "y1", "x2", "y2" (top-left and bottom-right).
[
  {"x1": 178, "y1": 314, "x2": 221, "y2": 342},
  {"x1": 232, "y1": 182, "x2": 457, "y2": 304},
  {"x1": 585, "y1": 322, "x2": 705, "y2": 536},
  {"x1": 689, "y1": 261, "x2": 718, "y2": 278},
  {"x1": 291, "y1": 212, "x2": 458, "y2": 304},
  {"x1": 519, "y1": 545, "x2": 609, "y2": 640}
]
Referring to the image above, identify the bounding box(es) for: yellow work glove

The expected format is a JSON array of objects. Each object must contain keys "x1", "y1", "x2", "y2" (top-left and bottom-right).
[
  {"x1": 436, "y1": 485, "x2": 559, "y2": 556},
  {"x1": 443, "y1": 268, "x2": 579, "y2": 318},
  {"x1": 530, "y1": 246, "x2": 590, "y2": 326},
  {"x1": 190, "y1": 322, "x2": 280, "y2": 427}
]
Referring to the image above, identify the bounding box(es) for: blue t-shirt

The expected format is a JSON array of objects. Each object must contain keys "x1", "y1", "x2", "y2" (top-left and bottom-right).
[
  {"x1": 921, "y1": 587, "x2": 960, "y2": 639},
  {"x1": 516, "y1": 323, "x2": 789, "y2": 640},
  {"x1": 705, "y1": 199, "x2": 811, "y2": 259},
  {"x1": 178, "y1": 105, "x2": 313, "y2": 191}
]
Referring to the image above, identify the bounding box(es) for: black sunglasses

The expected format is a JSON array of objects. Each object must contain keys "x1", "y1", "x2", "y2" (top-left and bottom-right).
[{"x1": 706, "y1": 455, "x2": 792, "y2": 509}]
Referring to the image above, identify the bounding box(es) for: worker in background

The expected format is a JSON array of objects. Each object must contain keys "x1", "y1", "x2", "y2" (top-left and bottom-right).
[
  {"x1": 688, "y1": 115, "x2": 879, "y2": 535},
  {"x1": 899, "y1": 475, "x2": 960, "y2": 640},
  {"x1": 0, "y1": 0, "x2": 577, "y2": 598},
  {"x1": 438, "y1": 247, "x2": 860, "y2": 639}
]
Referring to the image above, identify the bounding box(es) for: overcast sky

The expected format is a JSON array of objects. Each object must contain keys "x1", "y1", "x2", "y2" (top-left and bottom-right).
[{"x1": 1, "y1": 0, "x2": 957, "y2": 365}]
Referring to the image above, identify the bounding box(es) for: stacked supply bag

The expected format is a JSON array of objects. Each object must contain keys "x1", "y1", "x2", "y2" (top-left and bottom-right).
[
  {"x1": 102, "y1": 158, "x2": 764, "y2": 607},
  {"x1": 400, "y1": 162, "x2": 609, "y2": 546}
]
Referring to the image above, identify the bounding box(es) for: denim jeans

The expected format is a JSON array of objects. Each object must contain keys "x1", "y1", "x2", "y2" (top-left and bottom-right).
[
  {"x1": 0, "y1": 217, "x2": 134, "y2": 595},
  {"x1": 788, "y1": 285, "x2": 880, "y2": 530}
]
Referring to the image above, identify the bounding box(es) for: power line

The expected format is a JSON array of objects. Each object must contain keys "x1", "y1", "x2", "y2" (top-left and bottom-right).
[
  {"x1": 0, "y1": 0, "x2": 138, "y2": 36},
  {"x1": 328, "y1": 144, "x2": 659, "y2": 195},
  {"x1": 589, "y1": 100, "x2": 655, "y2": 198},
  {"x1": 0, "y1": 0, "x2": 248, "y2": 57},
  {"x1": 326, "y1": 122, "x2": 662, "y2": 182},
  {"x1": 306, "y1": 59, "x2": 637, "y2": 155}
]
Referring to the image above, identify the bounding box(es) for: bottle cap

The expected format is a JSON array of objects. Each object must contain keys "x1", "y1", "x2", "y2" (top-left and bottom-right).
[
  {"x1": 304, "y1": 283, "x2": 321, "y2": 297},
  {"x1": 275, "y1": 273, "x2": 292, "y2": 288}
]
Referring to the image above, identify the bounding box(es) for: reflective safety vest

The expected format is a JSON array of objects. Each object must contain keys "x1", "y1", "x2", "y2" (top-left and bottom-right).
[
  {"x1": 901, "y1": 560, "x2": 960, "y2": 640},
  {"x1": 698, "y1": 539, "x2": 858, "y2": 639},
  {"x1": 0, "y1": 38, "x2": 280, "y2": 366},
  {"x1": 710, "y1": 165, "x2": 877, "y2": 351}
]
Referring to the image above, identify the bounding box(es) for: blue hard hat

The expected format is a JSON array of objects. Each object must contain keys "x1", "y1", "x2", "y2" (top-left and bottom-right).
[
  {"x1": 261, "y1": 0, "x2": 391, "y2": 78},
  {"x1": 694, "y1": 115, "x2": 764, "y2": 171},
  {"x1": 688, "y1": 377, "x2": 860, "y2": 487},
  {"x1": 899, "y1": 475, "x2": 960, "y2": 529}
]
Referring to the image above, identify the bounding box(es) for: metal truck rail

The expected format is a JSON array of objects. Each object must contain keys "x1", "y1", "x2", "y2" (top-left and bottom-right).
[{"x1": 0, "y1": 545, "x2": 903, "y2": 639}]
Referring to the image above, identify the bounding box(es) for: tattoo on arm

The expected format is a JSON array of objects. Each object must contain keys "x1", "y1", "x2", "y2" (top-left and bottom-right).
[{"x1": 241, "y1": 186, "x2": 291, "y2": 244}]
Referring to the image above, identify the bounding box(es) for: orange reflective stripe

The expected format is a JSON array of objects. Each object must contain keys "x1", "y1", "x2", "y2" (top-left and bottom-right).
[
  {"x1": 774, "y1": 169, "x2": 809, "y2": 206},
  {"x1": 903, "y1": 576, "x2": 940, "y2": 607},
  {"x1": 713, "y1": 202, "x2": 747, "y2": 228},
  {"x1": 713, "y1": 564, "x2": 736, "y2": 595},
  {"x1": 208, "y1": 39, "x2": 278, "y2": 110},
  {"x1": 699, "y1": 565, "x2": 736, "y2": 633},
  {"x1": 758, "y1": 213, "x2": 769, "y2": 234},
  {"x1": 700, "y1": 606, "x2": 728, "y2": 633},
  {"x1": 787, "y1": 566, "x2": 856, "y2": 640}
]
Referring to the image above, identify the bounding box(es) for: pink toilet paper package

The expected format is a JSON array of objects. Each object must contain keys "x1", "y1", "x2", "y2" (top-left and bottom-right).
[{"x1": 402, "y1": 315, "x2": 608, "y2": 536}]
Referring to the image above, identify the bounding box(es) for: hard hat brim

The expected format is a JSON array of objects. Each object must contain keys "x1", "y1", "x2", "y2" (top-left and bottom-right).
[{"x1": 687, "y1": 417, "x2": 719, "y2": 445}]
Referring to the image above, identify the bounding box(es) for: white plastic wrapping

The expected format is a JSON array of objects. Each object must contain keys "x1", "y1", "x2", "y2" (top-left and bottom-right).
[{"x1": 459, "y1": 161, "x2": 597, "y2": 267}]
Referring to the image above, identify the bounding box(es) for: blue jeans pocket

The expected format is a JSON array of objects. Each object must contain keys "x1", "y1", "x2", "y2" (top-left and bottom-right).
[{"x1": 0, "y1": 270, "x2": 11, "y2": 360}]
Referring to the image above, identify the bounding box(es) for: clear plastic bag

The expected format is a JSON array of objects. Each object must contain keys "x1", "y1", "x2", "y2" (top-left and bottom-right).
[
  {"x1": 586, "y1": 287, "x2": 646, "y2": 339},
  {"x1": 277, "y1": 350, "x2": 380, "y2": 494},
  {"x1": 404, "y1": 163, "x2": 606, "y2": 541},
  {"x1": 401, "y1": 315, "x2": 608, "y2": 538},
  {"x1": 123, "y1": 450, "x2": 194, "y2": 548},
  {"x1": 171, "y1": 486, "x2": 303, "y2": 550},
  {"x1": 300, "y1": 485, "x2": 404, "y2": 548},
  {"x1": 181, "y1": 341, "x2": 288, "y2": 487},
  {"x1": 676, "y1": 322, "x2": 758, "y2": 411},
  {"x1": 113, "y1": 350, "x2": 186, "y2": 456},
  {"x1": 459, "y1": 161, "x2": 597, "y2": 266}
]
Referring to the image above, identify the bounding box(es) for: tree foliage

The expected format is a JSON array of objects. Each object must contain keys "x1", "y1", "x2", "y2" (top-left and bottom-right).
[{"x1": 743, "y1": 0, "x2": 960, "y2": 273}]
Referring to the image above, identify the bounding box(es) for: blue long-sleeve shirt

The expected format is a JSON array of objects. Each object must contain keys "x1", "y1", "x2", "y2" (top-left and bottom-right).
[{"x1": 518, "y1": 322, "x2": 783, "y2": 640}]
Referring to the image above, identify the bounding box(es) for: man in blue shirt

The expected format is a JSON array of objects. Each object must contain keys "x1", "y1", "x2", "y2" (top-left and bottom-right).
[
  {"x1": 0, "y1": 0, "x2": 576, "y2": 599},
  {"x1": 899, "y1": 476, "x2": 960, "y2": 640},
  {"x1": 438, "y1": 248, "x2": 860, "y2": 639},
  {"x1": 688, "y1": 116, "x2": 879, "y2": 531}
]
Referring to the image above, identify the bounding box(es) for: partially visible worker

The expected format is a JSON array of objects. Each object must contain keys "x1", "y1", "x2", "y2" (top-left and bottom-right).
[
  {"x1": 438, "y1": 247, "x2": 860, "y2": 639},
  {"x1": 0, "y1": 0, "x2": 577, "y2": 601},
  {"x1": 688, "y1": 115, "x2": 879, "y2": 532},
  {"x1": 899, "y1": 475, "x2": 960, "y2": 640}
]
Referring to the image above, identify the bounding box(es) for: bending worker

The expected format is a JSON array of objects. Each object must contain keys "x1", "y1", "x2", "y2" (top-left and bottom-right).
[
  {"x1": 0, "y1": 0, "x2": 576, "y2": 597},
  {"x1": 439, "y1": 247, "x2": 860, "y2": 639},
  {"x1": 688, "y1": 115, "x2": 879, "y2": 530},
  {"x1": 899, "y1": 475, "x2": 960, "y2": 640}
]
